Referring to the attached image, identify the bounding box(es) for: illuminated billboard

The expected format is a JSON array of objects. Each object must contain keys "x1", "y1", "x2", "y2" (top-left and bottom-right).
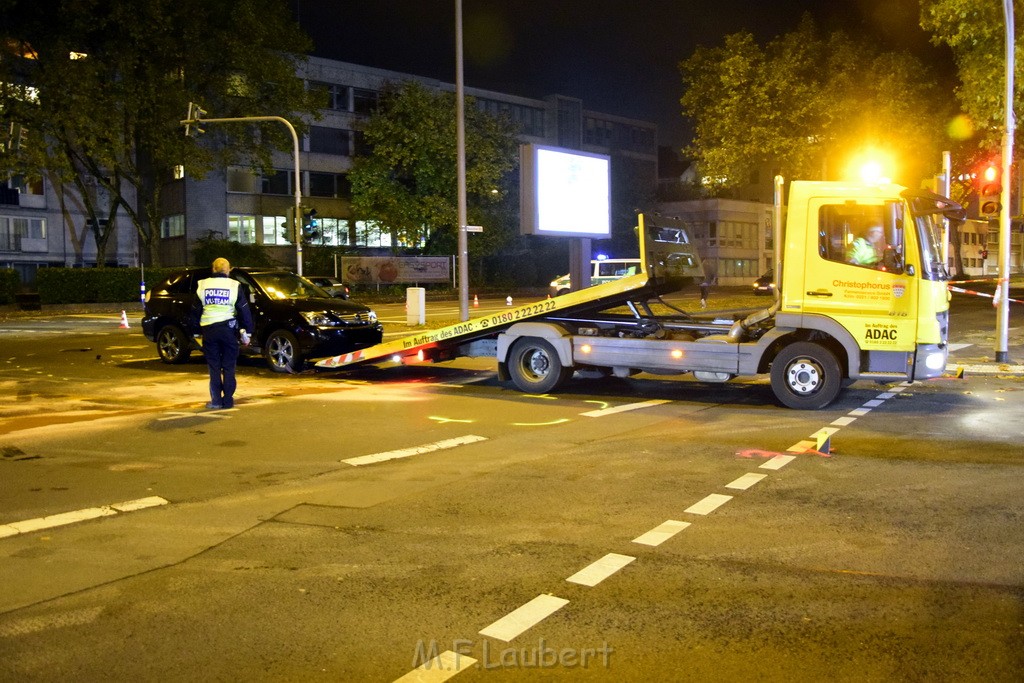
[{"x1": 520, "y1": 144, "x2": 611, "y2": 238}]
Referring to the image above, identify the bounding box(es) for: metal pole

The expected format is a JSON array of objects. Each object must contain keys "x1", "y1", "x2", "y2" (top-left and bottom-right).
[
  {"x1": 941, "y1": 151, "x2": 951, "y2": 267},
  {"x1": 455, "y1": 0, "x2": 469, "y2": 321},
  {"x1": 996, "y1": 0, "x2": 1014, "y2": 362},
  {"x1": 182, "y1": 114, "x2": 303, "y2": 275}
]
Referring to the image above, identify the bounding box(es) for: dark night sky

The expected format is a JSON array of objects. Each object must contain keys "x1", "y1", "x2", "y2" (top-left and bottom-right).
[{"x1": 290, "y1": 1, "x2": 950, "y2": 151}]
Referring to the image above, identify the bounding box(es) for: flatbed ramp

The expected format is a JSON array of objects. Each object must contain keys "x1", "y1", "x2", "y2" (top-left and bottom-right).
[{"x1": 315, "y1": 273, "x2": 655, "y2": 369}]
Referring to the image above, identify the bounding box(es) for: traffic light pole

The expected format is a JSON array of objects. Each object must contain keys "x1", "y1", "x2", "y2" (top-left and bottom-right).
[
  {"x1": 995, "y1": 0, "x2": 1014, "y2": 362},
  {"x1": 180, "y1": 111, "x2": 304, "y2": 275}
]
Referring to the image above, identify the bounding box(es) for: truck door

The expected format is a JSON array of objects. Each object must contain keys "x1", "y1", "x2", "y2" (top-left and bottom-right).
[{"x1": 798, "y1": 197, "x2": 919, "y2": 363}]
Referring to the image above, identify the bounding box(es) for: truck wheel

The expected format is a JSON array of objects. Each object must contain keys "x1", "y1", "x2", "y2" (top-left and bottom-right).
[
  {"x1": 156, "y1": 324, "x2": 191, "y2": 364},
  {"x1": 770, "y1": 342, "x2": 842, "y2": 410},
  {"x1": 508, "y1": 337, "x2": 571, "y2": 393},
  {"x1": 264, "y1": 330, "x2": 303, "y2": 373}
]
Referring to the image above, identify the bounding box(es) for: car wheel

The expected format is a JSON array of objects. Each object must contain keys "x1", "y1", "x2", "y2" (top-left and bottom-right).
[
  {"x1": 156, "y1": 324, "x2": 192, "y2": 364},
  {"x1": 263, "y1": 330, "x2": 303, "y2": 373},
  {"x1": 770, "y1": 341, "x2": 842, "y2": 410},
  {"x1": 507, "y1": 337, "x2": 572, "y2": 394}
]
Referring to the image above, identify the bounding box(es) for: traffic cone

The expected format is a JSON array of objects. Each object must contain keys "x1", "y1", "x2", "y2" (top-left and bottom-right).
[
  {"x1": 473, "y1": 294, "x2": 479, "y2": 308},
  {"x1": 506, "y1": 296, "x2": 513, "y2": 306},
  {"x1": 119, "y1": 310, "x2": 130, "y2": 329}
]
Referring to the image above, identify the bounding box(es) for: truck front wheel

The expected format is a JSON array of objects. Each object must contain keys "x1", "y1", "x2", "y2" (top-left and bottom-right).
[
  {"x1": 507, "y1": 337, "x2": 572, "y2": 394},
  {"x1": 770, "y1": 342, "x2": 842, "y2": 410}
]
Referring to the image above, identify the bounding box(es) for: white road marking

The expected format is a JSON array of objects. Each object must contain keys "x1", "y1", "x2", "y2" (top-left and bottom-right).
[
  {"x1": 760, "y1": 454, "x2": 796, "y2": 470},
  {"x1": 632, "y1": 520, "x2": 691, "y2": 547},
  {"x1": 947, "y1": 343, "x2": 972, "y2": 352},
  {"x1": 863, "y1": 399, "x2": 885, "y2": 408},
  {"x1": 394, "y1": 651, "x2": 477, "y2": 682},
  {"x1": 566, "y1": 553, "x2": 636, "y2": 587},
  {"x1": 478, "y1": 594, "x2": 569, "y2": 643},
  {"x1": 580, "y1": 399, "x2": 670, "y2": 417},
  {"x1": 787, "y1": 440, "x2": 817, "y2": 453},
  {"x1": 831, "y1": 416, "x2": 857, "y2": 426},
  {"x1": 684, "y1": 493, "x2": 733, "y2": 515},
  {"x1": 725, "y1": 472, "x2": 767, "y2": 490},
  {"x1": 0, "y1": 496, "x2": 169, "y2": 538},
  {"x1": 848, "y1": 408, "x2": 871, "y2": 416},
  {"x1": 876, "y1": 392, "x2": 897, "y2": 399},
  {"x1": 342, "y1": 435, "x2": 488, "y2": 466}
]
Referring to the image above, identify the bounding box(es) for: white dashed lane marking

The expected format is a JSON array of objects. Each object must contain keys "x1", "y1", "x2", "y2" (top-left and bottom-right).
[
  {"x1": 342, "y1": 435, "x2": 487, "y2": 466},
  {"x1": 632, "y1": 520, "x2": 691, "y2": 547},
  {"x1": 478, "y1": 594, "x2": 570, "y2": 643},
  {"x1": 684, "y1": 493, "x2": 733, "y2": 515},
  {"x1": 725, "y1": 472, "x2": 768, "y2": 490},
  {"x1": 394, "y1": 651, "x2": 477, "y2": 682},
  {"x1": 580, "y1": 399, "x2": 671, "y2": 417},
  {"x1": 566, "y1": 553, "x2": 636, "y2": 587},
  {"x1": 0, "y1": 496, "x2": 169, "y2": 538}
]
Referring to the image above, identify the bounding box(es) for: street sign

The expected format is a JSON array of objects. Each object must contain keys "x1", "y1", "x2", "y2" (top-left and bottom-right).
[{"x1": 465, "y1": 225, "x2": 483, "y2": 233}]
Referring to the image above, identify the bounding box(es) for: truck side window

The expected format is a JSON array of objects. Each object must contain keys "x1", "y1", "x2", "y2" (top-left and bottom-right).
[{"x1": 818, "y1": 204, "x2": 901, "y2": 272}]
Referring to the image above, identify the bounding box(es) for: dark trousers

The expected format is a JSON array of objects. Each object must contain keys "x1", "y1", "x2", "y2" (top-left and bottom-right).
[{"x1": 202, "y1": 322, "x2": 240, "y2": 407}]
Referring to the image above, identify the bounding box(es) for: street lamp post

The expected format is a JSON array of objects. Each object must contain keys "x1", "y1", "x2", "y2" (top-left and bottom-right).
[{"x1": 181, "y1": 110, "x2": 305, "y2": 275}]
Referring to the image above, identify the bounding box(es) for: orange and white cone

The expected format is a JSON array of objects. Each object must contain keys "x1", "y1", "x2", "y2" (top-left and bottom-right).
[
  {"x1": 119, "y1": 310, "x2": 130, "y2": 329},
  {"x1": 473, "y1": 295, "x2": 479, "y2": 308}
]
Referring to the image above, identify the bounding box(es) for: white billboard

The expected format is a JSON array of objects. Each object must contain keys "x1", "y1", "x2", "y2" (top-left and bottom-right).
[{"x1": 520, "y1": 144, "x2": 611, "y2": 239}]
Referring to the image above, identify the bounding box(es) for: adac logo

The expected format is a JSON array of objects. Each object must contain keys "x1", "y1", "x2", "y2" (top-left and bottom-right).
[{"x1": 892, "y1": 281, "x2": 906, "y2": 298}]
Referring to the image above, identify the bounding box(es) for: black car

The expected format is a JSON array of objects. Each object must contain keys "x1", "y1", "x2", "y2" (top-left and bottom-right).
[
  {"x1": 752, "y1": 270, "x2": 775, "y2": 296},
  {"x1": 142, "y1": 267, "x2": 383, "y2": 373}
]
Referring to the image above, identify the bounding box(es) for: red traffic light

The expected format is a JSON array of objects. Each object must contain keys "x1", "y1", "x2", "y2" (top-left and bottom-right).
[{"x1": 979, "y1": 163, "x2": 1002, "y2": 217}]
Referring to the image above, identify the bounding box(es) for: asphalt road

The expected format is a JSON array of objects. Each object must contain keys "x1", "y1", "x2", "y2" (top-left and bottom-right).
[{"x1": 0, "y1": 294, "x2": 1022, "y2": 681}]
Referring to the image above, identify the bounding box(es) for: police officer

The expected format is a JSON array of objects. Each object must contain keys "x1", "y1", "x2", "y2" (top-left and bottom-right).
[{"x1": 192, "y1": 258, "x2": 253, "y2": 409}]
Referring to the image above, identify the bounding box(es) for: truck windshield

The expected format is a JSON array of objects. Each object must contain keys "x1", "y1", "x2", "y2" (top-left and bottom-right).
[{"x1": 902, "y1": 190, "x2": 966, "y2": 282}]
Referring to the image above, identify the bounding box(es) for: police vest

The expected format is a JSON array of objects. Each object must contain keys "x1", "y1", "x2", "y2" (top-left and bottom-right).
[{"x1": 197, "y1": 277, "x2": 240, "y2": 326}]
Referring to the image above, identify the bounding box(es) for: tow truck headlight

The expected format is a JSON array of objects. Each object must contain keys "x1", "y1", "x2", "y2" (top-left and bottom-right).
[{"x1": 924, "y1": 350, "x2": 946, "y2": 371}]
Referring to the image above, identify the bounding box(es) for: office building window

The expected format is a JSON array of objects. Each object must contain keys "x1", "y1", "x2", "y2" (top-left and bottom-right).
[
  {"x1": 161, "y1": 214, "x2": 185, "y2": 238},
  {"x1": 227, "y1": 214, "x2": 257, "y2": 243},
  {"x1": 226, "y1": 167, "x2": 258, "y2": 193},
  {"x1": 309, "y1": 127, "x2": 351, "y2": 156},
  {"x1": 261, "y1": 170, "x2": 292, "y2": 196},
  {"x1": 352, "y1": 88, "x2": 378, "y2": 115}
]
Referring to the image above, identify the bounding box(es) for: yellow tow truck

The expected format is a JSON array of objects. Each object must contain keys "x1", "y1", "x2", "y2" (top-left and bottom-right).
[{"x1": 317, "y1": 177, "x2": 963, "y2": 409}]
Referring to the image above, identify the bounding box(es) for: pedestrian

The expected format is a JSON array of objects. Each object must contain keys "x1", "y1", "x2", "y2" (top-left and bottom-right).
[
  {"x1": 699, "y1": 278, "x2": 710, "y2": 309},
  {"x1": 191, "y1": 257, "x2": 253, "y2": 409}
]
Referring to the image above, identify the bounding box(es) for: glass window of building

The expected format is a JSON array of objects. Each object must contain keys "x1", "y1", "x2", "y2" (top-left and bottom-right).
[
  {"x1": 226, "y1": 167, "x2": 258, "y2": 193},
  {"x1": 261, "y1": 170, "x2": 292, "y2": 196},
  {"x1": 309, "y1": 127, "x2": 351, "y2": 156},
  {"x1": 228, "y1": 214, "x2": 257, "y2": 243},
  {"x1": 160, "y1": 214, "x2": 185, "y2": 238},
  {"x1": 352, "y1": 88, "x2": 378, "y2": 115}
]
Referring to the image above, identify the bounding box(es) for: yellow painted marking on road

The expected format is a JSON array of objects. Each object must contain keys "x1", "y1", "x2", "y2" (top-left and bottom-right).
[
  {"x1": 511, "y1": 419, "x2": 571, "y2": 427},
  {"x1": 584, "y1": 400, "x2": 610, "y2": 410},
  {"x1": 428, "y1": 416, "x2": 474, "y2": 424}
]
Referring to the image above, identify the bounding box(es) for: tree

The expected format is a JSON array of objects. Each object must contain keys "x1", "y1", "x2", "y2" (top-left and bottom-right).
[
  {"x1": 0, "y1": 0, "x2": 320, "y2": 266},
  {"x1": 348, "y1": 81, "x2": 519, "y2": 257},
  {"x1": 921, "y1": 0, "x2": 1024, "y2": 150},
  {"x1": 679, "y1": 16, "x2": 951, "y2": 190}
]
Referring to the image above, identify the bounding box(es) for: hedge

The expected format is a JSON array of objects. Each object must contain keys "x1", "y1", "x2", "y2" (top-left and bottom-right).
[
  {"x1": 0, "y1": 269, "x2": 18, "y2": 304},
  {"x1": 36, "y1": 267, "x2": 180, "y2": 304}
]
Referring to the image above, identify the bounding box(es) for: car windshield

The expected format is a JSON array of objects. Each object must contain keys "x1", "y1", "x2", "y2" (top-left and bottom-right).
[{"x1": 248, "y1": 272, "x2": 332, "y2": 300}]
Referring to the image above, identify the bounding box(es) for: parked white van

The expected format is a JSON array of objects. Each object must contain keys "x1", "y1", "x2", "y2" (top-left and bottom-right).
[{"x1": 549, "y1": 258, "x2": 642, "y2": 296}]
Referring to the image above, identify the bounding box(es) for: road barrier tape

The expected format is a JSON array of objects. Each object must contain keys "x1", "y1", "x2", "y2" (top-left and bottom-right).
[
  {"x1": 952, "y1": 277, "x2": 1008, "y2": 285},
  {"x1": 947, "y1": 285, "x2": 1024, "y2": 306}
]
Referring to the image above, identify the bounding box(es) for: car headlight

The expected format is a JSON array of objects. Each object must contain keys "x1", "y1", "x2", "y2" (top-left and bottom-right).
[{"x1": 301, "y1": 311, "x2": 339, "y2": 327}]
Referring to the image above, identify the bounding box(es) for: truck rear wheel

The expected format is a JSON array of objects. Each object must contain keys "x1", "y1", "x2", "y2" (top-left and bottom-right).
[
  {"x1": 507, "y1": 337, "x2": 571, "y2": 394},
  {"x1": 770, "y1": 341, "x2": 842, "y2": 410}
]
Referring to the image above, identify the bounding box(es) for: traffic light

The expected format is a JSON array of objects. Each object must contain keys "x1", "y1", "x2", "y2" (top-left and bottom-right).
[
  {"x1": 280, "y1": 206, "x2": 296, "y2": 243},
  {"x1": 302, "y1": 208, "x2": 320, "y2": 242},
  {"x1": 979, "y1": 162, "x2": 1001, "y2": 218},
  {"x1": 182, "y1": 102, "x2": 206, "y2": 137}
]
